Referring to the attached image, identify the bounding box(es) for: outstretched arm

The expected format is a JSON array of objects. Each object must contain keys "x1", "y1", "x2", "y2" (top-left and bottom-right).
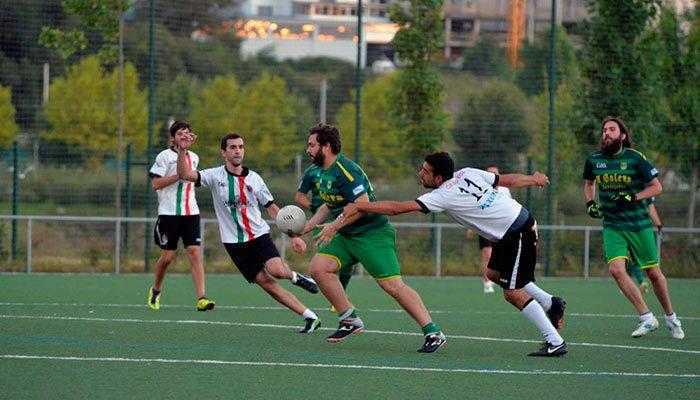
[
  {"x1": 343, "y1": 200, "x2": 423, "y2": 219},
  {"x1": 498, "y1": 172, "x2": 549, "y2": 188}
]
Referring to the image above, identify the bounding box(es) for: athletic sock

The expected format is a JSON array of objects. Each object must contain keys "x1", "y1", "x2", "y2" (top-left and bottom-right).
[
  {"x1": 290, "y1": 271, "x2": 298, "y2": 284},
  {"x1": 338, "y1": 307, "x2": 357, "y2": 320},
  {"x1": 523, "y1": 282, "x2": 553, "y2": 311},
  {"x1": 640, "y1": 311, "x2": 655, "y2": 322},
  {"x1": 421, "y1": 322, "x2": 441, "y2": 335},
  {"x1": 302, "y1": 309, "x2": 318, "y2": 320},
  {"x1": 521, "y1": 299, "x2": 563, "y2": 346}
]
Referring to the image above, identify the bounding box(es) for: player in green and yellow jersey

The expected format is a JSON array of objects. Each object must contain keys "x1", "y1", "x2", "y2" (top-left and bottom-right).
[
  {"x1": 295, "y1": 123, "x2": 446, "y2": 353},
  {"x1": 583, "y1": 116, "x2": 683, "y2": 339}
]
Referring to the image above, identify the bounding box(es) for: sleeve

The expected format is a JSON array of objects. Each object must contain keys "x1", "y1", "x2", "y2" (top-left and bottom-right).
[
  {"x1": 254, "y1": 174, "x2": 275, "y2": 207},
  {"x1": 465, "y1": 168, "x2": 497, "y2": 187},
  {"x1": 338, "y1": 167, "x2": 368, "y2": 203},
  {"x1": 298, "y1": 171, "x2": 314, "y2": 194},
  {"x1": 197, "y1": 168, "x2": 213, "y2": 188},
  {"x1": 582, "y1": 157, "x2": 595, "y2": 180},
  {"x1": 149, "y1": 152, "x2": 166, "y2": 178},
  {"x1": 639, "y1": 157, "x2": 659, "y2": 183},
  {"x1": 416, "y1": 190, "x2": 447, "y2": 214}
]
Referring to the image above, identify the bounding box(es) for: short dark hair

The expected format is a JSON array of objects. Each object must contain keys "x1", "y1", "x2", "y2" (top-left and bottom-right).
[
  {"x1": 169, "y1": 120, "x2": 191, "y2": 137},
  {"x1": 309, "y1": 123, "x2": 341, "y2": 154},
  {"x1": 601, "y1": 116, "x2": 633, "y2": 148},
  {"x1": 220, "y1": 133, "x2": 244, "y2": 150},
  {"x1": 425, "y1": 152, "x2": 454, "y2": 181}
]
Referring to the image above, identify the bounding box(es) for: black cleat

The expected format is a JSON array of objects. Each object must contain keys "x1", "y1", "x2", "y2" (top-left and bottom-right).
[
  {"x1": 527, "y1": 341, "x2": 567, "y2": 357},
  {"x1": 298, "y1": 318, "x2": 321, "y2": 334},
  {"x1": 293, "y1": 273, "x2": 319, "y2": 294},
  {"x1": 326, "y1": 319, "x2": 364, "y2": 343},
  {"x1": 417, "y1": 332, "x2": 447, "y2": 353},
  {"x1": 547, "y1": 297, "x2": 566, "y2": 330}
]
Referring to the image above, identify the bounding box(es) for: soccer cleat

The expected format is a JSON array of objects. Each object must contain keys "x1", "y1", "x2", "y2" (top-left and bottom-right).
[
  {"x1": 147, "y1": 287, "x2": 160, "y2": 310},
  {"x1": 665, "y1": 316, "x2": 685, "y2": 340},
  {"x1": 417, "y1": 332, "x2": 447, "y2": 353},
  {"x1": 546, "y1": 297, "x2": 566, "y2": 330},
  {"x1": 326, "y1": 318, "x2": 365, "y2": 343},
  {"x1": 483, "y1": 281, "x2": 495, "y2": 294},
  {"x1": 631, "y1": 316, "x2": 659, "y2": 337},
  {"x1": 293, "y1": 273, "x2": 319, "y2": 294},
  {"x1": 527, "y1": 341, "x2": 567, "y2": 357},
  {"x1": 196, "y1": 297, "x2": 215, "y2": 311},
  {"x1": 299, "y1": 317, "x2": 321, "y2": 334}
]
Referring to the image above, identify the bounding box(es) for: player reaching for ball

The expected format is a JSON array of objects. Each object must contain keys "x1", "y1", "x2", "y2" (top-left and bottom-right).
[{"x1": 174, "y1": 131, "x2": 322, "y2": 334}]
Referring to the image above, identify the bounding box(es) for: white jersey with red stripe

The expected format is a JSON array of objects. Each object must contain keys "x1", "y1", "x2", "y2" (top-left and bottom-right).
[
  {"x1": 150, "y1": 148, "x2": 200, "y2": 216},
  {"x1": 416, "y1": 167, "x2": 522, "y2": 241},
  {"x1": 197, "y1": 166, "x2": 274, "y2": 244}
]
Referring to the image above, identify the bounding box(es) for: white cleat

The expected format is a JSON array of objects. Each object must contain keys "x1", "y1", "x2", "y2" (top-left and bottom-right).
[
  {"x1": 483, "y1": 281, "x2": 495, "y2": 294},
  {"x1": 665, "y1": 316, "x2": 685, "y2": 340},
  {"x1": 631, "y1": 316, "x2": 659, "y2": 338}
]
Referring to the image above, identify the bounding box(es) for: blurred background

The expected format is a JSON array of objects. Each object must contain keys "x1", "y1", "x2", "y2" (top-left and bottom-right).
[{"x1": 0, "y1": 0, "x2": 697, "y2": 277}]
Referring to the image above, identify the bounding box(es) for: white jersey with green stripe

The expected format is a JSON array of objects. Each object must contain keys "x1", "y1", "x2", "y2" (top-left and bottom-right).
[
  {"x1": 150, "y1": 148, "x2": 200, "y2": 216},
  {"x1": 197, "y1": 166, "x2": 274, "y2": 244}
]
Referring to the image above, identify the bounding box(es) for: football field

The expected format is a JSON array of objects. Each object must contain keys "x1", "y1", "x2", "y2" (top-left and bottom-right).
[{"x1": 0, "y1": 273, "x2": 698, "y2": 399}]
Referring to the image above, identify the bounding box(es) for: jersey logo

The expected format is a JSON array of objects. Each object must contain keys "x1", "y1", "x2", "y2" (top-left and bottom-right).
[
  {"x1": 620, "y1": 161, "x2": 627, "y2": 170},
  {"x1": 650, "y1": 167, "x2": 658, "y2": 175},
  {"x1": 218, "y1": 181, "x2": 226, "y2": 187},
  {"x1": 596, "y1": 162, "x2": 607, "y2": 168},
  {"x1": 352, "y1": 185, "x2": 365, "y2": 195}
]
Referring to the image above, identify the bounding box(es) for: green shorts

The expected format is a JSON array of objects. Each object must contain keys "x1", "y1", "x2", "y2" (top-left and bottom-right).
[
  {"x1": 317, "y1": 223, "x2": 400, "y2": 280},
  {"x1": 603, "y1": 227, "x2": 659, "y2": 269}
]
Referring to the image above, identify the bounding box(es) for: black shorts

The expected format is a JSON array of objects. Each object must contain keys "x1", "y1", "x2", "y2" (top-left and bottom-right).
[
  {"x1": 478, "y1": 235, "x2": 494, "y2": 249},
  {"x1": 153, "y1": 215, "x2": 201, "y2": 250},
  {"x1": 488, "y1": 216, "x2": 537, "y2": 290},
  {"x1": 224, "y1": 234, "x2": 280, "y2": 283}
]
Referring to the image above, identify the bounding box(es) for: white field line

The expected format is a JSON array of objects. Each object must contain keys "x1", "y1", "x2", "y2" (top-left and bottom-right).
[
  {"x1": 0, "y1": 302, "x2": 697, "y2": 321},
  {"x1": 0, "y1": 354, "x2": 697, "y2": 379},
  {"x1": 0, "y1": 313, "x2": 697, "y2": 355}
]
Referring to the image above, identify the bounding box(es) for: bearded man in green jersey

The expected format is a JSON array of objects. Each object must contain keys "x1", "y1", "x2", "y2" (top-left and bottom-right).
[
  {"x1": 296, "y1": 123, "x2": 446, "y2": 353},
  {"x1": 583, "y1": 117, "x2": 683, "y2": 339}
]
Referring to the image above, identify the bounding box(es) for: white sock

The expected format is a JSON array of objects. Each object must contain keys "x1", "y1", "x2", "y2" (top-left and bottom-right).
[
  {"x1": 664, "y1": 313, "x2": 678, "y2": 323},
  {"x1": 302, "y1": 309, "x2": 318, "y2": 320},
  {"x1": 523, "y1": 282, "x2": 553, "y2": 311},
  {"x1": 640, "y1": 311, "x2": 655, "y2": 322},
  {"x1": 521, "y1": 300, "x2": 563, "y2": 346},
  {"x1": 291, "y1": 271, "x2": 298, "y2": 283}
]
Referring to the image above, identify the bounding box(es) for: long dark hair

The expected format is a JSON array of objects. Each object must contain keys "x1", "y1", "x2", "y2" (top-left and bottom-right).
[{"x1": 601, "y1": 116, "x2": 633, "y2": 148}]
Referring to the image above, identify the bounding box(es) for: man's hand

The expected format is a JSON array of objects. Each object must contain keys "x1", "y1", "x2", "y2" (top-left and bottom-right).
[
  {"x1": 586, "y1": 200, "x2": 603, "y2": 219},
  {"x1": 342, "y1": 203, "x2": 361, "y2": 220},
  {"x1": 290, "y1": 237, "x2": 307, "y2": 254},
  {"x1": 315, "y1": 222, "x2": 339, "y2": 247},
  {"x1": 174, "y1": 132, "x2": 197, "y2": 150},
  {"x1": 656, "y1": 225, "x2": 663, "y2": 238},
  {"x1": 532, "y1": 171, "x2": 550, "y2": 187},
  {"x1": 610, "y1": 191, "x2": 636, "y2": 204}
]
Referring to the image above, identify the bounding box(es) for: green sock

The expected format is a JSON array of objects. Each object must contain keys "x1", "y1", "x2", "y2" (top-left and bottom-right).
[
  {"x1": 626, "y1": 263, "x2": 645, "y2": 285},
  {"x1": 421, "y1": 322, "x2": 440, "y2": 335},
  {"x1": 338, "y1": 308, "x2": 357, "y2": 320}
]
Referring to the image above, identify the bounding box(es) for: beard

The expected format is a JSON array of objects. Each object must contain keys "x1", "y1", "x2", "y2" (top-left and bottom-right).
[
  {"x1": 601, "y1": 136, "x2": 623, "y2": 156},
  {"x1": 311, "y1": 151, "x2": 325, "y2": 167}
]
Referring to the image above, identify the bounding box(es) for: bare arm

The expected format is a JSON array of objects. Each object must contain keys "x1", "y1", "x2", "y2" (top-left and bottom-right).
[
  {"x1": 498, "y1": 172, "x2": 549, "y2": 188},
  {"x1": 265, "y1": 203, "x2": 280, "y2": 220},
  {"x1": 175, "y1": 147, "x2": 198, "y2": 182},
  {"x1": 151, "y1": 174, "x2": 180, "y2": 191},
  {"x1": 299, "y1": 204, "x2": 330, "y2": 235},
  {"x1": 634, "y1": 178, "x2": 662, "y2": 201},
  {"x1": 583, "y1": 179, "x2": 596, "y2": 202},
  {"x1": 648, "y1": 203, "x2": 663, "y2": 228},
  {"x1": 294, "y1": 192, "x2": 311, "y2": 210},
  {"x1": 346, "y1": 200, "x2": 423, "y2": 217}
]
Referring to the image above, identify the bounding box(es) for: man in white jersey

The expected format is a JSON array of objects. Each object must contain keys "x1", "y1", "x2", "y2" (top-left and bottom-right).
[
  {"x1": 341, "y1": 152, "x2": 568, "y2": 357},
  {"x1": 175, "y1": 132, "x2": 322, "y2": 334},
  {"x1": 147, "y1": 120, "x2": 215, "y2": 311}
]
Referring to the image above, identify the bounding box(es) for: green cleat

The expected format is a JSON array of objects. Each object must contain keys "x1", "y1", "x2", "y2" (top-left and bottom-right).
[
  {"x1": 147, "y1": 287, "x2": 160, "y2": 310},
  {"x1": 196, "y1": 297, "x2": 215, "y2": 311}
]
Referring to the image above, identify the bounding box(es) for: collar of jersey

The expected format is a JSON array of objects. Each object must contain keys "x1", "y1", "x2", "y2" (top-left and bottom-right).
[{"x1": 225, "y1": 166, "x2": 249, "y2": 177}]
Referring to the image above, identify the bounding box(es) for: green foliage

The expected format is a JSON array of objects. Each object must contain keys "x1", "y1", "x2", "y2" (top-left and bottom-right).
[
  {"x1": 389, "y1": 0, "x2": 448, "y2": 159},
  {"x1": 461, "y1": 36, "x2": 510, "y2": 78},
  {"x1": 336, "y1": 74, "x2": 411, "y2": 180},
  {"x1": 191, "y1": 72, "x2": 308, "y2": 170},
  {"x1": 0, "y1": 84, "x2": 19, "y2": 146},
  {"x1": 515, "y1": 28, "x2": 580, "y2": 96},
  {"x1": 579, "y1": 0, "x2": 667, "y2": 149},
  {"x1": 43, "y1": 56, "x2": 148, "y2": 156},
  {"x1": 453, "y1": 80, "x2": 534, "y2": 171}
]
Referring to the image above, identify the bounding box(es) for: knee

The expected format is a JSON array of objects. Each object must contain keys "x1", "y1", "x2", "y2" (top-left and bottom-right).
[
  {"x1": 255, "y1": 272, "x2": 276, "y2": 290},
  {"x1": 608, "y1": 262, "x2": 626, "y2": 279},
  {"x1": 378, "y1": 278, "x2": 404, "y2": 298},
  {"x1": 310, "y1": 257, "x2": 336, "y2": 278},
  {"x1": 186, "y1": 246, "x2": 200, "y2": 257},
  {"x1": 645, "y1": 267, "x2": 664, "y2": 281},
  {"x1": 160, "y1": 251, "x2": 176, "y2": 265}
]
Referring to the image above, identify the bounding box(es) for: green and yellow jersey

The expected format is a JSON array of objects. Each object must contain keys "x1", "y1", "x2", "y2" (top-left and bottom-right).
[
  {"x1": 318, "y1": 154, "x2": 388, "y2": 235},
  {"x1": 297, "y1": 164, "x2": 324, "y2": 213},
  {"x1": 583, "y1": 148, "x2": 658, "y2": 231}
]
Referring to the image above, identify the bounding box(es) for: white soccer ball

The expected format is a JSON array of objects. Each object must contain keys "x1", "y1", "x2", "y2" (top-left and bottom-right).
[{"x1": 276, "y1": 205, "x2": 307, "y2": 235}]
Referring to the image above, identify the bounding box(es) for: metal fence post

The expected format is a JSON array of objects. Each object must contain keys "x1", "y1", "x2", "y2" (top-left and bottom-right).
[
  {"x1": 200, "y1": 219, "x2": 206, "y2": 266},
  {"x1": 434, "y1": 225, "x2": 442, "y2": 277},
  {"x1": 114, "y1": 219, "x2": 121, "y2": 274},
  {"x1": 583, "y1": 227, "x2": 590, "y2": 279},
  {"x1": 26, "y1": 218, "x2": 32, "y2": 273}
]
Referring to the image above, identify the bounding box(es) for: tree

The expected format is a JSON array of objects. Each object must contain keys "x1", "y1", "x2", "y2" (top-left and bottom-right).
[
  {"x1": 453, "y1": 80, "x2": 534, "y2": 172},
  {"x1": 0, "y1": 84, "x2": 19, "y2": 146},
  {"x1": 43, "y1": 56, "x2": 148, "y2": 157},
  {"x1": 461, "y1": 36, "x2": 510, "y2": 78},
  {"x1": 578, "y1": 0, "x2": 667, "y2": 149},
  {"x1": 389, "y1": 0, "x2": 448, "y2": 160},
  {"x1": 515, "y1": 28, "x2": 580, "y2": 96},
  {"x1": 336, "y1": 75, "x2": 410, "y2": 180}
]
